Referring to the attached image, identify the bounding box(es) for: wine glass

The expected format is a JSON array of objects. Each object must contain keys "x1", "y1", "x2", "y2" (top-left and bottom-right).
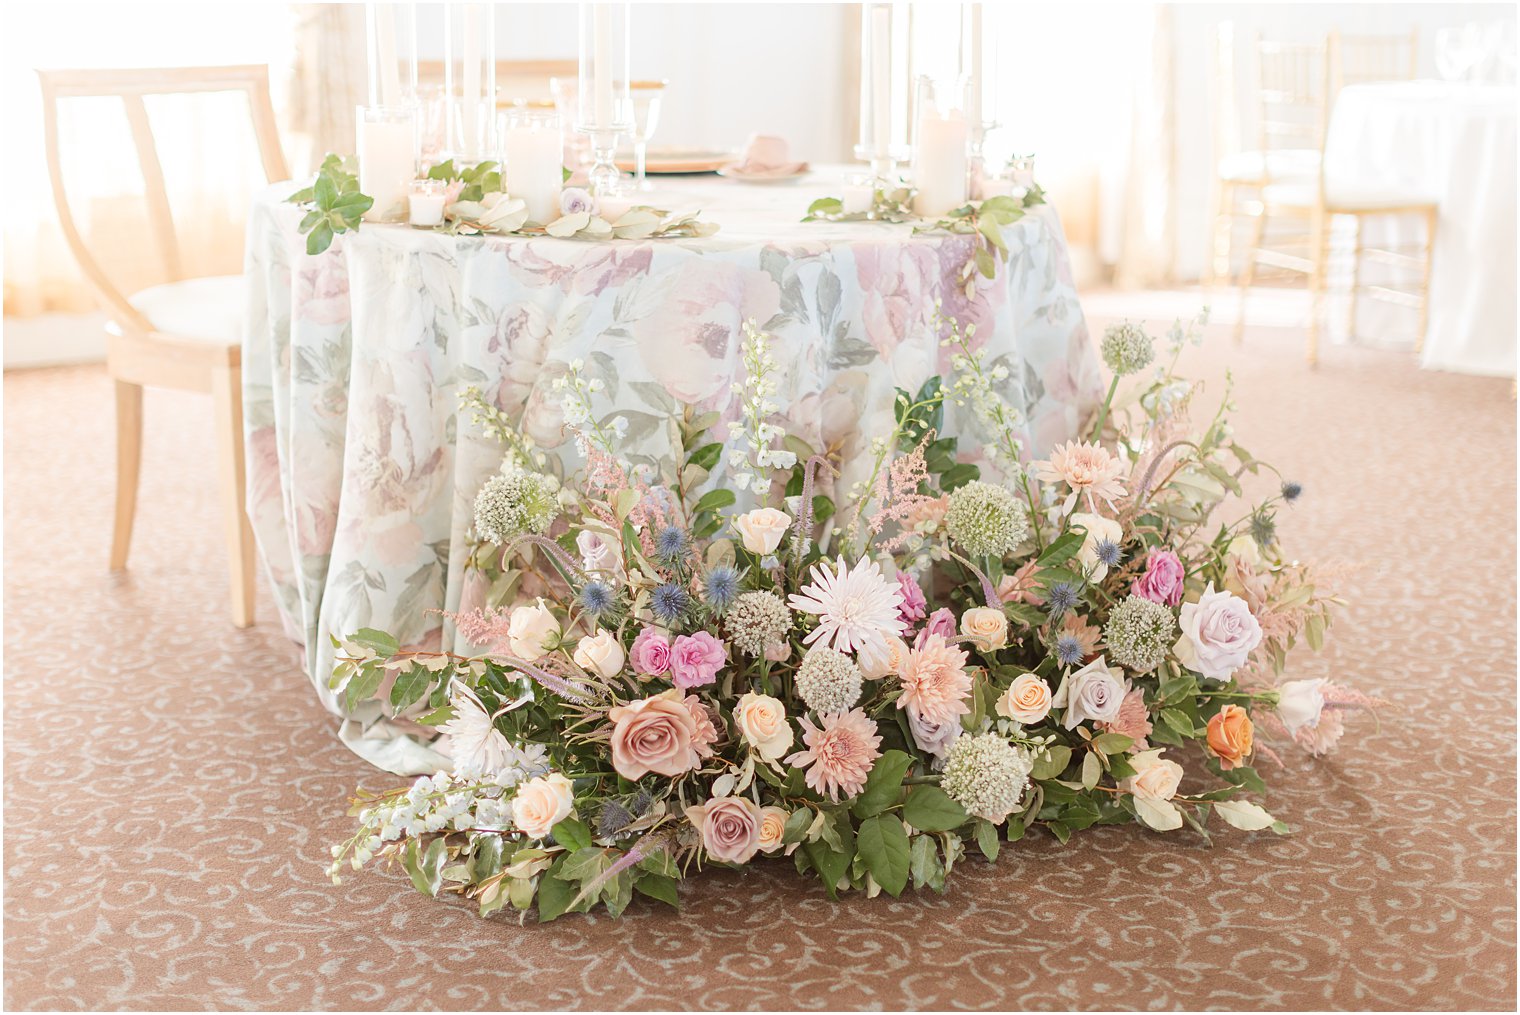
[{"x1": 628, "y1": 79, "x2": 667, "y2": 192}]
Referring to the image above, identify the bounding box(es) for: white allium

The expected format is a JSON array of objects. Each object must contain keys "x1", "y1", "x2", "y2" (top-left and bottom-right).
[
  {"x1": 473, "y1": 468, "x2": 557, "y2": 543},
  {"x1": 1104, "y1": 595, "x2": 1177, "y2": 672},
  {"x1": 1101, "y1": 322, "x2": 1155, "y2": 376},
  {"x1": 795, "y1": 647, "x2": 864, "y2": 715},
  {"x1": 940, "y1": 732, "x2": 1034, "y2": 824},
  {"x1": 945, "y1": 481, "x2": 1030, "y2": 558},
  {"x1": 725, "y1": 590, "x2": 792, "y2": 656}
]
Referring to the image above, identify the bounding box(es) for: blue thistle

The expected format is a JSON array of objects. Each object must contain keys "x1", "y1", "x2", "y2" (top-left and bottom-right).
[
  {"x1": 1281, "y1": 480, "x2": 1303, "y2": 503},
  {"x1": 651, "y1": 582, "x2": 691, "y2": 624},
  {"x1": 702, "y1": 565, "x2": 741, "y2": 614},
  {"x1": 1055, "y1": 635, "x2": 1085, "y2": 666},
  {"x1": 576, "y1": 581, "x2": 615, "y2": 617},
  {"x1": 1094, "y1": 539, "x2": 1123, "y2": 569},
  {"x1": 1249, "y1": 510, "x2": 1278, "y2": 549},
  {"x1": 597, "y1": 800, "x2": 633, "y2": 839},
  {"x1": 1046, "y1": 582, "x2": 1080, "y2": 618},
  {"x1": 654, "y1": 525, "x2": 689, "y2": 565}
]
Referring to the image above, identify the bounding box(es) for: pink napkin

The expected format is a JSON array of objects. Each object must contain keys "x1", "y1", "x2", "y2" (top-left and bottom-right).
[{"x1": 725, "y1": 134, "x2": 808, "y2": 178}]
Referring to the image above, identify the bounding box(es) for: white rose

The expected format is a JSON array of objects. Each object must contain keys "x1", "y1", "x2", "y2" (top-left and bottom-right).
[
  {"x1": 1052, "y1": 655, "x2": 1127, "y2": 729},
  {"x1": 572, "y1": 628, "x2": 625, "y2": 679},
  {"x1": 1275, "y1": 678, "x2": 1327, "y2": 735},
  {"x1": 1070, "y1": 512, "x2": 1124, "y2": 582},
  {"x1": 507, "y1": 599, "x2": 560, "y2": 660},
  {"x1": 733, "y1": 507, "x2": 792, "y2": 555},
  {"x1": 1119, "y1": 749, "x2": 1185, "y2": 831},
  {"x1": 1226, "y1": 534, "x2": 1262, "y2": 568},
  {"x1": 734, "y1": 691, "x2": 794, "y2": 761},
  {"x1": 1175, "y1": 583, "x2": 1263, "y2": 682},
  {"x1": 960, "y1": 606, "x2": 1009, "y2": 651},
  {"x1": 511, "y1": 772, "x2": 574, "y2": 839}
]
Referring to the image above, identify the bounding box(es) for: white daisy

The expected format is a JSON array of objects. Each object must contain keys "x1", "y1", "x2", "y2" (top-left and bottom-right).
[
  {"x1": 437, "y1": 686, "x2": 516, "y2": 779},
  {"x1": 787, "y1": 556, "x2": 906, "y2": 666}
]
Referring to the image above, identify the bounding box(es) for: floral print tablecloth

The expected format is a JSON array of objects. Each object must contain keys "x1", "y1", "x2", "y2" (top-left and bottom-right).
[{"x1": 242, "y1": 171, "x2": 1104, "y2": 773}]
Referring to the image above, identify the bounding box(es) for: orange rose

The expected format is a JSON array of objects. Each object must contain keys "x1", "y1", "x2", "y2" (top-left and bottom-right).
[{"x1": 1205, "y1": 704, "x2": 1254, "y2": 770}]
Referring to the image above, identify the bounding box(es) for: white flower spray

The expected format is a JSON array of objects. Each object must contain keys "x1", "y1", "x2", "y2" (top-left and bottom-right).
[{"x1": 726, "y1": 319, "x2": 796, "y2": 503}]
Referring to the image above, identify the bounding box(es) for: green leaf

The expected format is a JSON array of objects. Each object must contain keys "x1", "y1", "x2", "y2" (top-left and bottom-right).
[
  {"x1": 693, "y1": 487, "x2": 736, "y2": 514},
  {"x1": 634, "y1": 872, "x2": 680, "y2": 907},
  {"x1": 805, "y1": 196, "x2": 844, "y2": 218},
  {"x1": 781, "y1": 807, "x2": 813, "y2": 845},
  {"x1": 1091, "y1": 733, "x2": 1133, "y2": 755},
  {"x1": 535, "y1": 860, "x2": 576, "y2": 922},
  {"x1": 908, "y1": 833, "x2": 942, "y2": 891},
  {"x1": 305, "y1": 221, "x2": 334, "y2": 256},
  {"x1": 389, "y1": 663, "x2": 433, "y2": 709},
  {"x1": 469, "y1": 835, "x2": 504, "y2": 882},
  {"x1": 404, "y1": 837, "x2": 446, "y2": 897},
  {"x1": 1030, "y1": 744, "x2": 1072, "y2": 781},
  {"x1": 804, "y1": 839, "x2": 851, "y2": 897},
  {"x1": 313, "y1": 171, "x2": 337, "y2": 210},
  {"x1": 349, "y1": 628, "x2": 398, "y2": 656},
  {"x1": 855, "y1": 815, "x2": 911, "y2": 896},
  {"x1": 939, "y1": 462, "x2": 980, "y2": 492},
  {"x1": 1160, "y1": 708, "x2": 1199, "y2": 738},
  {"x1": 1036, "y1": 530, "x2": 1085, "y2": 568},
  {"x1": 687, "y1": 442, "x2": 725, "y2": 471},
  {"x1": 974, "y1": 818, "x2": 1000, "y2": 861},
  {"x1": 851, "y1": 749, "x2": 913, "y2": 818},
  {"x1": 552, "y1": 817, "x2": 592, "y2": 852},
  {"x1": 1213, "y1": 800, "x2": 1279, "y2": 831},
  {"x1": 1080, "y1": 750, "x2": 1101, "y2": 790},
  {"x1": 415, "y1": 704, "x2": 456, "y2": 726},
  {"x1": 902, "y1": 786, "x2": 968, "y2": 832},
  {"x1": 342, "y1": 664, "x2": 385, "y2": 709}
]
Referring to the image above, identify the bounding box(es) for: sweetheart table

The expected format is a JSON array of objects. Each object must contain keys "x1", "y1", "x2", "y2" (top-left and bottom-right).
[{"x1": 241, "y1": 168, "x2": 1104, "y2": 772}]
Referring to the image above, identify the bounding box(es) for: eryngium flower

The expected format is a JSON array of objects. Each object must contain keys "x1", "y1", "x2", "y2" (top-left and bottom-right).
[
  {"x1": 1100, "y1": 321, "x2": 1155, "y2": 376},
  {"x1": 473, "y1": 470, "x2": 557, "y2": 543},
  {"x1": 654, "y1": 525, "x2": 690, "y2": 565},
  {"x1": 576, "y1": 581, "x2": 615, "y2": 618},
  {"x1": 650, "y1": 583, "x2": 691, "y2": 624},
  {"x1": 702, "y1": 566, "x2": 740, "y2": 614},
  {"x1": 795, "y1": 647, "x2": 864, "y2": 715},
  {"x1": 940, "y1": 732, "x2": 1033, "y2": 824},
  {"x1": 945, "y1": 481, "x2": 1030, "y2": 558},
  {"x1": 724, "y1": 591, "x2": 791, "y2": 656},
  {"x1": 1281, "y1": 480, "x2": 1303, "y2": 503},
  {"x1": 1104, "y1": 594, "x2": 1177, "y2": 672}
]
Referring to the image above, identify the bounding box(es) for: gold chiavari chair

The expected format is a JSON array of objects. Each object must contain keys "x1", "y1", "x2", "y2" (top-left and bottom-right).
[
  {"x1": 38, "y1": 66, "x2": 289, "y2": 628},
  {"x1": 1234, "y1": 30, "x2": 1436, "y2": 365}
]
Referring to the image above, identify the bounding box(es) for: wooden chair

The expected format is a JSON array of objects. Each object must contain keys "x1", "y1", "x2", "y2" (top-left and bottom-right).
[
  {"x1": 38, "y1": 66, "x2": 289, "y2": 628},
  {"x1": 1233, "y1": 30, "x2": 1436, "y2": 365}
]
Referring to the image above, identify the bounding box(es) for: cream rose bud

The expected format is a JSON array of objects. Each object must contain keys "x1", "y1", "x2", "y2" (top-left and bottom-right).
[
  {"x1": 1275, "y1": 678, "x2": 1327, "y2": 735},
  {"x1": 572, "y1": 629, "x2": 625, "y2": 679},
  {"x1": 734, "y1": 692, "x2": 794, "y2": 761},
  {"x1": 1120, "y1": 749, "x2": 1183, "y2": 800},
  {"x1": 960, "y1": 607, "x2": 1009, "y2": 651},
  {"x1": 511, "y1": 772, "x2": 575, "y2": 839},
  {"x1": 997, "y1": 673, "x2": 1053, "y2": 724},
  {"x1": 733, "y1": 507, "x2": 792, "y2": 555},
  {"x1": 756, "y1": 806, "x2": 790, "y2": 853},
  {"x1": 507, "y1": 599, "x2": 560, "y2": 660},
  {"x1": 1226, "y1": 534, "x2": 1263, "y2": 568}
]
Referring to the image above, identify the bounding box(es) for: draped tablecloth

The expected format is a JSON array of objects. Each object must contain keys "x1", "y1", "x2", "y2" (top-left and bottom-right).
[
  {"x1": 242, "y1": 168, "x2": 1104, "y2": 772},
  {"x1": 1325, "y1": 81, "x2": 1517, "y2": 377}
]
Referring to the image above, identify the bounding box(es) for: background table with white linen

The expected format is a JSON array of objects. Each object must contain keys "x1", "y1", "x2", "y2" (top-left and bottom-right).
[
  {"x1": 241, "y1": 169, "x2": 1105, "y2": 771},
  {"x1": 1324, "y1": 81, "x2": 1517, "y2": 377}
]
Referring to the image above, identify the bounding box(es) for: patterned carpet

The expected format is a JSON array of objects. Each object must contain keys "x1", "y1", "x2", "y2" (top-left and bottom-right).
[{"x1": 4, "y1": 319, "x2": 1516, "y2": 1011}]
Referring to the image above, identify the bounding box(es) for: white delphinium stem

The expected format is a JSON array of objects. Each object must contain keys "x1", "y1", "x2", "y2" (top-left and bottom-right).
[
  {"x1": 726, "y1": 320, "x2": 796, "y2": 506},
  {"x1": 552, "y1": 359, "x2": 628, "y2": 460}
]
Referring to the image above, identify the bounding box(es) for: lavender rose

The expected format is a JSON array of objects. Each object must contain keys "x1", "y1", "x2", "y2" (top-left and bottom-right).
[
  {"x1": 559, "y1": 187, "x2": 597, "y2": 217},
  {"x1": 685, "y1": 796, "x2": 761, "y2": 864},
  {"x1": 1053, "y1": 655, "x2": 1127, "y2": 729},
  {"x1": 906, "y1": 706, "x2": 961, "y2": 766},
  {"x1": 1175, "y1": 583, "x2": 1264, "y2": 682}
]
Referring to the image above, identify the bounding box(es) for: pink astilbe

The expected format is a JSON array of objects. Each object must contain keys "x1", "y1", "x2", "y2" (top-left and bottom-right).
[
  {"x1": 581, "y1": 446, "x2": 671, "y2": 559},
  {"x1": 868, "y1": 433, "x2": 941, "y2": 552}
]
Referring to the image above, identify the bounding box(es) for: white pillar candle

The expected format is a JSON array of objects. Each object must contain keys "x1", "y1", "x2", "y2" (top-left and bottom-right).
[
  {"x1": 358, "y1": 112, "x2": 416, "y2": 222},
  {"x1": 504, "y1": 121, "x2": 563, "y2": 225},
  {"x1": 593, "y1": 4, "x2": 612, "y2": 127},
  {"x1": 462, "y1": 6, "x2": 481, "y2": 156},
  {"x1": 912, "y1": 101, "x2": 969, "y2": 217},
  {"x1": 869, "y1": 4, "x2": 891, "y2": 154}
]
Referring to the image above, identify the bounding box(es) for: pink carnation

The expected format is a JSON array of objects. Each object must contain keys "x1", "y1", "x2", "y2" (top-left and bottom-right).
[
  {"x1": 630, "y1": 628, "x2": 672, "y2": 677},
  {"x1": 684, "y1": 695, "x2": 720, "y2": 757},
  {"x1": 1132, "y1": 549, "x2": 1185, "y2": 606},
  {"x1": 1097, "y1": 688, "x2": 1152, "y2": 751},
  {"x1": 670, "y1": 632, "x2": 726, "y2": 689},
  {"x1": 896, "y1": 572, "x2": 928, "y2": 625}
]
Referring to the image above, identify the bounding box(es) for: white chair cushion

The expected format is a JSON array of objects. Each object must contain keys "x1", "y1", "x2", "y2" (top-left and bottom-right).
[
  {"x1": 1218, "y1": 148, "x2": 1321, "y2": 183},
  {"x1": 127, "y1": 275, "x2": 245, "y2": 345},
  {"x1": 1262, "y1": 180, "x2": 1438, "y2": 211}
]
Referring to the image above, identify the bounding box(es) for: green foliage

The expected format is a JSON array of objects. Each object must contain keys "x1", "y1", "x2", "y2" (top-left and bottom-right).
[{"x1": 287, "y1": 153, "x2": 371, "y2": 255}]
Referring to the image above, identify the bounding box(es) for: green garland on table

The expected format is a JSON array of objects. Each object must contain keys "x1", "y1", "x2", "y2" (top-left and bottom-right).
[{"x1": 287, "y1": 152, "x2": 718, "y2": 255}]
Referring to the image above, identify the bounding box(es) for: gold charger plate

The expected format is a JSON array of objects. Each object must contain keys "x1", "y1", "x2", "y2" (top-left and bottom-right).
[{"x1": 615, "y1": 148, "x2": 734, "y2": 174}]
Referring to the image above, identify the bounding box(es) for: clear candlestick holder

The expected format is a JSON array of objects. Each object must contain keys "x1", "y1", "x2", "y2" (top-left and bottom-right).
[{"x1": 576, "y1": 1, "x2": 633, "y2": 196}]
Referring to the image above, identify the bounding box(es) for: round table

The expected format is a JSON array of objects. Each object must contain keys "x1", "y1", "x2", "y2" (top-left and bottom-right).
[
  {"x1": 241, "y1": 166, "x2": 1104, "y2": 772},
  {"x1": 1324, "y1": 81, "x2": 1517, "y2": 377}
]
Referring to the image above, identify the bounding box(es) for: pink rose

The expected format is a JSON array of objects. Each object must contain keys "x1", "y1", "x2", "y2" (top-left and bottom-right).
[
  {"x1": 685, "y1": 796, "x2": 762, "y2": 864},
  {"x1": 1176, "y1": 583, "x2": 1264, "y2": 682},
  {"x1": 896, "y1": 572, "x2": 927, "y2": 625},
  {"x1": 630, "y1": 628, "x2": 672, "y2": 677},
  {"x1": 608, "y1": 693, "x2": 700, "y2": 779},
  {"x1": 914, "y1": 608, "x2": 957, "y2": 649},
  {"x1": 1132, "y1": 549, "x2": 1185, "y2": 606},
  {"x1": 669, "y1": 632, "x2": 726, "y2": 689}
]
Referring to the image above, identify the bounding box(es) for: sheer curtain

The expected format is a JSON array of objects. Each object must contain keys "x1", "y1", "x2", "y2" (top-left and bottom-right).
[{"x1": 1, "y1": 2, "x2": 297, "y2": 317}]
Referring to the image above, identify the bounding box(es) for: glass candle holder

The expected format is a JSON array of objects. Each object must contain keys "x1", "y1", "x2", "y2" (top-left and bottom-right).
[
  {"x1": 366, "y1": 2, "x2": 418, "y2": 108},
  {"x1": 408, "y1": 178, "x2": 447, "y2": 227},
  {"x1": 444, "y1": 2, "x2": 497, "y2": 163},
  {"x1": 576, "y1": 1, "x2": 633, "y2": 195},
  {"x1": 1011, "y1": 154, "x2": 1036, "y2": 188},
  {"x1": 502, "y1": 109, "x2": 564, "y2": 226},
  {"x1": 628, "y1": 79, "x2": 667, "y2": 192},
  {"x1": 356, "y1": 104, "x2": 418, "y2": 223},
  {"x1": 855, "y1": 1, "x2": 911, "y2": 184},
  {"x1": 841, "y1": 172, "x2": 876, "y2": 215},
  {"x1": 910, "y1": 75, "x2": 971, "y2": 218}
]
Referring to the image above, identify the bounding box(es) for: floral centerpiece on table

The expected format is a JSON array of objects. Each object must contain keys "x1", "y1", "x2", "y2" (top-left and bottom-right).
[{"x1": 326, "y1": 311, "x2": 1368, "y2": 921}]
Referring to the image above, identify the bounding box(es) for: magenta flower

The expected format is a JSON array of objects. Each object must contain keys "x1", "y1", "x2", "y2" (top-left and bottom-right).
[
  {"x1": 914, "y1": 607, "x2": 957, "y2": 649},
  {"x1": 1132, "y1": 548, "x2": 1185, "y2": 606},
  {"x1": 896, "y1": 571, "x2": 928, "y2": 625},
  {"x1": 670, "y1": 631, "x2": 727, "y2": 689}
]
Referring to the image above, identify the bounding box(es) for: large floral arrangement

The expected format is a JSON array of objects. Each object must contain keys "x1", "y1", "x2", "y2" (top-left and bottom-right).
[{"x1": 326, "y1": 312, "x2": 1367, "y2": 921}]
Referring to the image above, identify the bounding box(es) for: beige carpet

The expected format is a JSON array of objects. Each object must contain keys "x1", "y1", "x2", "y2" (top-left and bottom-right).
[{"x1": 4, "y1": 319, "x2": 1516, "y2": 1011}]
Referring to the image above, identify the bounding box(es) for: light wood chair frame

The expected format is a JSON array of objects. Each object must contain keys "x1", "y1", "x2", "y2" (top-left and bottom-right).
[
  {"x1": 1232, "y1": 29, "x2": 1436, "y2": 366},
  {"x1": 38, "y1": 65, "x2": 289, "y2": 628}
]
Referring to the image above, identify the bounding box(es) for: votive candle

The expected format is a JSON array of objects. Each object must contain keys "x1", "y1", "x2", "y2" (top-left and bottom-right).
[{"x1": 408, "y1": 178, "x2": 446, "y2": 226}]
